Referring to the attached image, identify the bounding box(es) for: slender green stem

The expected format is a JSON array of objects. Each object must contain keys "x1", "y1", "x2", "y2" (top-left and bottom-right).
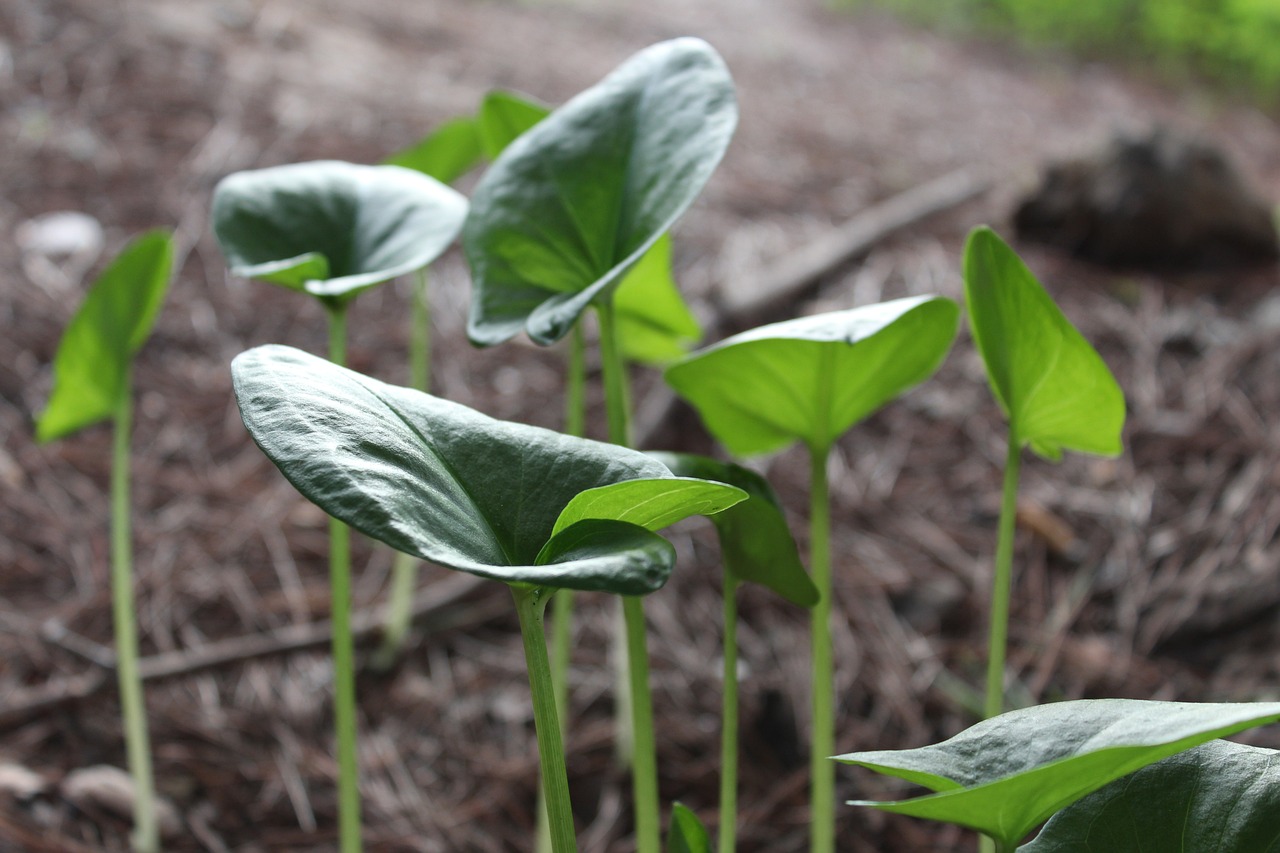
[
  {"x1": 513, "y1": 586, "x2": 577, "y2": 853},
  {"x1": 596, "y1": 300, "x2": 632, "y2": 449},
  {"x1": 112, "y1": 371, "x2": 158, "y2": 853},
  {"x1": 565, "y1": 322, "x2": 586, "y2": 438},
  {"x1": 979, "y1": 835, "x2": 997, "y2": 853},
  {"x1": 718, "y1": 575, "x2": 740, "y2": 853},
  {"x1": 984, "y1": 433, "x2": 1022, "y2": 721},
  {"x1": 326, "y1": 304, "x2": 362, "y2": 853},
  {"x1": 808, "y1": 443, "x2": 834, "y2": 853},
  {"x1": 409, "y1": 267, "x2": 430, "y2": 393}
]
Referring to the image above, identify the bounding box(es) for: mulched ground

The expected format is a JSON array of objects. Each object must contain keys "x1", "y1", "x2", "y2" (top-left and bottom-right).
[{"x1": 2, "y1": 0, "x2": 1279, "y2": 850}]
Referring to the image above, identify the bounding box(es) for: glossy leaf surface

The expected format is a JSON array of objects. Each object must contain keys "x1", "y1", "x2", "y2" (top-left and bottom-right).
[
  {"x1": 615, "y1": 234, "x2": 701, "y2": 364},
  {"x1": 649, "y1": 452, "x2": 817, "y2": 606},
  {"x1": 838, "y1": 699, "x2": 1280, "y2": 847},
  {"x1": 37, "y1": 230, "x2": 173, "y2": 442},
  {"x1": 465, "y1": 38, "x2": 737, "y2": 346},
  {"x1": 552, "y1": 477, "x2": 745, "y2": 537},
  {"x1": 665, "y1": 296, "x2": 959, "y2": 457},
  {"x1": 233, "y1": 345, "x2": 679, "y2": 594},
  {"x1": 964, "y1": 227, "x2": 1124, "y2": 461},
  {"x1": 665, "y1": 803, "x2": 711, "y2": 853},
  {"x1": 212, "y1": 161, "x2": 468, "y2": 303},
  {"x1": 1021, "y1": 739, "x2": 1280, "y2": 852},
  {"x1": 383, "y1": 116, "x2": 484, "y2": 184}
]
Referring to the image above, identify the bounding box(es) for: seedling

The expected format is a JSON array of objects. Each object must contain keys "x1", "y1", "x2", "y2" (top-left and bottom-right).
[
  {"x1": 664, "y1": 297, "x2": 960, "y2": 853},
  {"x1": 464, "y1": 38, "x2": 737, "y2": 851},
  {"x1": 231, "y1": 345, "x2": 745, "y2": 852},
  {"x1": 837, "y1": 699, "x2": 1280, "y2": 852},
  {"x1": 212, "y1": 161, "x2": 467, "y2": 852},
  {"x1": 651, "y1": 452, "x2": 817, "y2": 852},
  {"x1": 666, "y1": 802, "x2": 712, "y2": 853},
  {"x1": 37, "y1": 230, "x2": 174, "y2": 853},
  {"x1": 962, "y1": 226, "x2": 1125, "y2": 722}
]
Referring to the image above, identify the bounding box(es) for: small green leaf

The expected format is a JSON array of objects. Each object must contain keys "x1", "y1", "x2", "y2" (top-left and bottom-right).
[
  {"x1": 384, "y1": 116, "x2": 484, "y2": 184},
  {"x1": 465, "y1": 38, "x2": 737, "y2": 346},
  {"x1": 1020, "y1": 740, "x2": 1280, "y2": 853},
  {"x1": 838, "y1": 699, "x2": 1280, "y2": 847},
  {"x1": 232, "y1": 345, "x2": 682, "y2": 594},
  {"x1": 532, "y1": 519, "x2": 675, "y2": 595},
  {"x1": 616, "y1": 234, "x2": 702, "y2": 364},
  {"x1": 37, "y1": 230, "x2": 174, "y2": 443},
  {"x1": 551, "y1": 476, "x2": 746, "y2": 537},
  {"x1": 649, "y1": 452, "x2": 817, "y2": 607},
  {"x1": 212, "y1": 160, "x2": 468, "y2": 304},
  {"x1": 665, "y1": 802, "x2": 711, "y2": 853},
  {"x1": 477, "y1": 90, "x2": 551, "y2": 159},
  {"x1": 665, "y1": 296, "x2": 960, "y2": 457},
  {"x1": 963, "y1": 227, "x2": 1125, "y2": 461}
]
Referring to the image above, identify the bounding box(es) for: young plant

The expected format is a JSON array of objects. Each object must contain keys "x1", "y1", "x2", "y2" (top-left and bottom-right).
[
  {"x1": 664, "y1": 297, "x2": 960, "y2": 853},
  {"x1": 212, "y1": 161, "x2": 467, "y2": 853},
  {"x1": 651, "y1": 452, "x2": 817, "y2": 852},
  {"x1": 36, "y1": 230, "x2": 175, "y2": 853},
  {"x1": 837, "y1": 699, "x2": 1280, "y2": 852},
  {"x1": 962, "y1": 226, "x2": 1125, "y2": 722},
  {"x1": 666, "y1": 802, "x2": 713, "y2": 853},
  {"x1": 230, "y1": 344, "x2": 746, "y2": 852},
  {"x1": 463, "y1": 38, "x2": 737, "y2": 852}
]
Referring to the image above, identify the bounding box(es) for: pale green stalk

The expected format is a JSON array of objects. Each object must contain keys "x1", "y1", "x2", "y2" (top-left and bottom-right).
[
  {"x1": 597, "y1": 298, "x2": 660, "y2": 853},
  {"x1": 983, "y1": 434, "x2": 1022, "y2": 720},
  {"x1": 513, "y1": 586, "x2": 577, "y2": 853},
  {"x1": 808, "y1": 442, "x2": 834, "y2": 853},
  {"x1": 718, "y1": 575, "x2": 740, "y2": 853},
  {"x1": 326, "y1": 304, "x2": 362, "y2": 853},
  {"x1": 112, "y1": 369, "x2": 158, "y2": 853},
  {"x1": 375, "y1": 269, "x2": 431, "y2": 669}
]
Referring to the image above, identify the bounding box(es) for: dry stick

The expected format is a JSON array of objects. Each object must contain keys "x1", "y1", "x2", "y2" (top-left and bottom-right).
[
  {"x1": 633, "y1": 168, "x2": 989, "y2": 447},
  {"x1": 0, "y1": 574, "x2": 491, "y2": 732}
]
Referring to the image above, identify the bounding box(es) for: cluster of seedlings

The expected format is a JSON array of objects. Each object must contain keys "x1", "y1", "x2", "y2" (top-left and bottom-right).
[{"x1": 38, "y1": 38, "x2": 1280, "y2": 853}]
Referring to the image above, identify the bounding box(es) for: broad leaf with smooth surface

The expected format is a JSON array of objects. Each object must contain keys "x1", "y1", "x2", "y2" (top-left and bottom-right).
[
  {"x1": 665, "y1": 803, "x2": 711, "y2": 853},
  {"x1": 615, "y1": 234, "x2": 701, "y2": 364},
  {"x1": 232, "y1": 345, "x2": 689, "y2": 594},
  {"x1": 37, "y1": 230, "x2": 173, "y2": 442},
  {"x1": 212, "y1": 161, "x2": 468, "y2": 303},
  {"x1": 464, "y1": 38, "x2": 737, "y2": 346},
  {"x1": 838, "y1": 699, "x2": 1280, "y2": 848},
  {"x1": 477, "y1": 90, "x2": 550, "y2": 159},
  {"x1": 665, "y1": 296, "x2": 960, "y2": 457},
  {"x1": 1019, "y1": 739, "x2": 1280, "y2": 852},
  {"x1": 552, "y1": 477, "x2": 746, "y2": 537},
  {"x1": 384, "y1": 117, "x2": 484, "y2": 184},
  {"x1": 649, "y1": 452, "x2": 817, "y2": 607},
  {"x1": 964, "y1": 227, "x2": 1124, "y2": 461}
]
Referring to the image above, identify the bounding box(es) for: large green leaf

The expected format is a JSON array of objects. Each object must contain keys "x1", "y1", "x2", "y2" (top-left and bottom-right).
[
  {"x1": 384, "y1": 116, "x2": 484, "y2": 184},
  {"x1": 665, "y1": 296, "x2": 960, "y2": 457},
  {"x1": 963, "y1": 227, "x2": 1125, "y2": 461},
  {"x1": 837, "y1": 699, "x2": 1280, "y2": 847},
  {"x1": 615, "y1": 234, "x2": 701, "y2": 364},
  {"x1": 552, "y1": 476, "x2": 745, "y2": 536},
  {"x1": 212, "y1": 160, "x2": 468, "y2": 304},
  {"x1": 232, "y1": 344, "x2": 689, "y2": 594},
  {"x1": 1020, "y1": 739, "x2": 1280, "y2": 852},
  {"x1": 37, "y1": 230, "x2": 174, "y2": 442},
  {"x1": 464, "y1": 38, "x2": 737, "y2": 346},
  {"x1": 477, "y1": 90, "x2": 551, "y2": 159},
  {"x1": 665, "y1": 802, "x2": 711, "y2": 853},
  {"x1": 649, "y1": 452, "x2": 817, "y2": 607}
]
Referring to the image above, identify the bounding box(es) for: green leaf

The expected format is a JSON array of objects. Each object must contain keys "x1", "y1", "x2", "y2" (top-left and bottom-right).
[
  {"x1": 665, "y1": 296, "x2": 960, "y2": 457},
  {"x1": 648, "y1": 452, "x2": 817, "y2": 607},
  {"x1": 551, "y1": 476, "x2": 746, "y2": 537},
  {"x1": 383, "y1": 116, "x2": 484, "y2": 184},
  {"x1": 477, "y1": 90, "x2": 551, "y2": 159},
  {"x1": 533, "y1": 519, "x2": 675, "y2": 594},
  {"x1": 464, "y1": 38, "x2": 737, "y2": 346},
  {"x1": 212, "y1": 160, "x2": 468, "y2": 304},
  {"x1": 665, "y1": 802, "x2": 711, "y2": 853},
  {"x1": 963, "y1": 227, "x2": 1125, "y2": 461},
  {"x1": 231, "y1": 344, "x2": 681, "y2": 594},
  {"x1": 1019, "y1": 739, "x2": 1280, "y2": 853},
  {"x1": 837, "y1": 699, "x2": 1280, "y2": 848},
  {"x1": 37, "y1": 230, "x2": 174, "y2": 443},
  {"x1": 615, "y1": 234, "x2": 702, "y2": 364}
]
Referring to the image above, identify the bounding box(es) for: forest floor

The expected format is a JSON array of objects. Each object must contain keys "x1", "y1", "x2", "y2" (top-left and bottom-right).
[{"x1": 2, "y1": 0, "x2": 1279, "y2": 850}]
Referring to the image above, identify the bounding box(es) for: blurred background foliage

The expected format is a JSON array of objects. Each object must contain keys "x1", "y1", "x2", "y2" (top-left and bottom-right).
[{"x1": 842, "y1": 0, "x2": 1280, "y2": 103}]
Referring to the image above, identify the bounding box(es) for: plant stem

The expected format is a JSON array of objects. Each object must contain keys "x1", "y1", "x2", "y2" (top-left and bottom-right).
[
  {"x1": 112, "y1": 370, "x2": 158, "y2": 853},
  {"x1": 596, "y1": 299, "x2": 632, "y2": 449},
  {"x1": 983, "y1": 433, "x2": 1022, "y2": 721},
  {"x1": 808, "y1": 442, "x2": 834, "y2": 853},
  {"x1": 327, "y1": 304, "x2": 362, "y2": 853},
  {"x1": 718, "y1": 575, "x2": 740, "y2": 853},
  {"x1": 513, "y1": 586, "x2": 577, "y2": 853},
  {"x1": 409, "y1": 267, "x2": 430, "y2": 393}
]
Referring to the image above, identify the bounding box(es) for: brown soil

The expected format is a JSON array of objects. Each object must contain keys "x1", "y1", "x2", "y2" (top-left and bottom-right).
[{"x1": 2, "y1": 0, "x2": 1279, "y2": 850}]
